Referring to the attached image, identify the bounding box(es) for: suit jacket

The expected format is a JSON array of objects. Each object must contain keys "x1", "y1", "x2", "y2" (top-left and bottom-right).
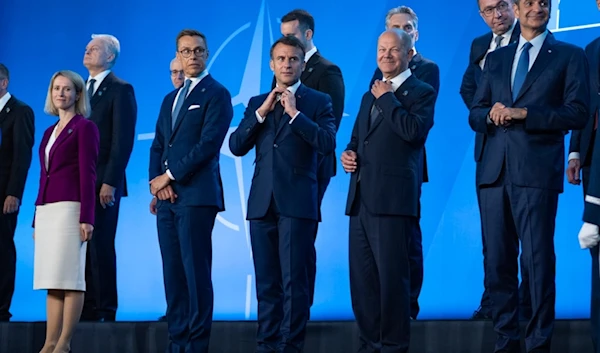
[
  {"x1": 229, "y1": 84, "x2": 336, "y2": 221},
  {"x1": 460, "y1": 25, "x2": 521, "y2": 162},
  {"x1": 272, "y1": 51, "x2": 345, "y2": 180},
  {"x1": 345, "y1": 75, "x2": 436, "y2": 217},
  {"x1": 569, "y1": 37, "x2": 600, "y2": 167},
  {"x1": 0, "y1": 95, "x2": 35, "y2": 200},
  {"x1": 150, "y1": 74, "x2": 233, "y2": 210},
  {"x1": 88, "y1": 72, "x2": 137, "y2": 196},
  {"x1": 34, "y1": 115, "x2": 100, "y2": 225},
  {"x1": 469, "y1": 33, "x2": 590, "y2": 193},
  {"x1": 369, "y1": 52, "x2": 439, "y2": 183}
]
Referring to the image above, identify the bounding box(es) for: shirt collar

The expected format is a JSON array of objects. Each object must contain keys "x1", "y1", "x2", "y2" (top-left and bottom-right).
[
  {"x1": 185, "y1": 70, "x2": 209, "y2": 84},
  {"x1": 276, "y1": 79, "x2": 302, "y2": 95},
  {"x1": 517, "y1": 29, "x2": 548, "y2": 51},
  {"x1": 494, "y1": 19, "x2": 517, "y2": 42},
  {"x1": 305, "y1": 46, "x2": 318, "y2": 63},
  {"x1": 88, "y1": 69, "x2": 111, "y2": 86},
  {"x1": 385, "y1": 69, "x2": 412, "y2": 92},
  {"x1": 0, "y1": 92, "x2": 11, "y2": 112}
]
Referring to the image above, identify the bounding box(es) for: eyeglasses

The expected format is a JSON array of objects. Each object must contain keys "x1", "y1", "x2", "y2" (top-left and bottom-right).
[
  {"x1": 481, "y1": 1, "x2": 510, "y2": 16},
  {"x1": 170, "y1": 70, "x2": 184, "y2": 76},
  {"x1": 179, "y1": 48, "x2": 206, "y2": 58}
]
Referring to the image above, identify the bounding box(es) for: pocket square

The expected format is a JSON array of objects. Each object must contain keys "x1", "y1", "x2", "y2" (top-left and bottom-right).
[{"x1": 188, "y1": 104, "x2": 201, "y2": 110}]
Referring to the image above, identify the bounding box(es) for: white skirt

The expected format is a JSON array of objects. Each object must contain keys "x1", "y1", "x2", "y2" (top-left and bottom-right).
[{"x1": 34, "y1": 201, "x2": 87, "y2": 291}]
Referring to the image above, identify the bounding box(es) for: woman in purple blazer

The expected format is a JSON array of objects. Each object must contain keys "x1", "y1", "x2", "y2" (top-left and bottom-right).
[{"x1": 34, "y1": 70, "x2": 99, "y2": 353}]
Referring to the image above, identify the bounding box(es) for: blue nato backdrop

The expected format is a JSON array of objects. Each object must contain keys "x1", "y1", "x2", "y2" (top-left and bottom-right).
[{"x1": 1, "y1": 0, "x2": 599, "y2": 321}]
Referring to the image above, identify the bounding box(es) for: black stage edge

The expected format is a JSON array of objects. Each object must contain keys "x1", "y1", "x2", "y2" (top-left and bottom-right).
[{"x1": 0, "y1": 320, "x2": 593, "y2": 353}]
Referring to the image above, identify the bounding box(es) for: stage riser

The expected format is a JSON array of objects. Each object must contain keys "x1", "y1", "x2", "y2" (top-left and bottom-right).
[{"x1": 0, "y1": 321, "x2": 593, "y2": 353}]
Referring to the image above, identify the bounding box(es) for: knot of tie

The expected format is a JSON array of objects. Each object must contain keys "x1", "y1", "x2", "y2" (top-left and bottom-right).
[{"x1": 494, "y1": 35, "x2": 504, "y2": 49}]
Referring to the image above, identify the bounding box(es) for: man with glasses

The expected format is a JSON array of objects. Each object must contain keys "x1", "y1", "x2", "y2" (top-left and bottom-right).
[
  {"x1": 0, "y1": 63, "x2": 35, "y2": 322},
  {"x1": 369, "y1": 5, "x2": 439, "y2": 320},
  {"x1": 82, "y1": 33, "x2": 137, "y2": 322},
  {"x1": 149, "y1": 29, "x2": 233, "y2": 353},
  {"x1": 470, "y1": 0, "x2": 589, "y2": 350},
  {"x1": 459, "y1": 0, "x2": 530, "y2": 321}
]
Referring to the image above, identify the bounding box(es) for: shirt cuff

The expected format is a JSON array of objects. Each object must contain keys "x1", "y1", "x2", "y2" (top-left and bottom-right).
[
  {"x1": 486, "y1": 115, "x2": 493, "y2": 124},
  {"x1": 579, "y1": 222, "x2": 600, "y2": 249},
  {"x1": 288, "y1": 111, "x2": 301, "y2": 124},
  {"x1": 255, "y1": 110, "x2": 266, "y2": 123},
  {"x1": 568, "y1": 152, "x2": 580, "y2": 161},
  {"x1": 166, "y1": 169, "x2": 175, "y2": 180},
  {"x1": 586, "y1": 195, "x2": 600, "y2": 206}
]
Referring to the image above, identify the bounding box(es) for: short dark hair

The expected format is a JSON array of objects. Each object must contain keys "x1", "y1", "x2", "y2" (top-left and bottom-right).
[
  {"x1": 269, "y1": 36, "x2": 306, "y2": 60},
  {"x1": 175, "y1": 29, "x2": 208, "y2": 51},
  {"x1": 0, "y1": 64, "x2": 9, "y2": 80},
  {"x1": 281, "y1": 9, "x2": 315, "y2": 34}
]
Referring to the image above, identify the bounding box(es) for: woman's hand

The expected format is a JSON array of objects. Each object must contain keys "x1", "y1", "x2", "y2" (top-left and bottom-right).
[{"x1": 80, "y1": 223, "x2": 94, "y2": 242}]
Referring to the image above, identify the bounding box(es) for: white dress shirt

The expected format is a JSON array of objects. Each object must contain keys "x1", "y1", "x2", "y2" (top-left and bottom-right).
[
  {"x1": 0, "y1": 92, "x2": 12, "y2": 112},
  {"x1": 384, "y1": 68, "x2": 412, "y2": 92},
  {"x1": 45, "y1": 125, "x2": 59, "y2": 171},
  {"x1": 255, "y1": 79, "x2": 302, "y2": 124},
  {"x1": 87, "y1": 70, "x2": 111, "y2": 95},
  {"x1": 305, "y1": 46, "x2": 317, "y2": 63}
]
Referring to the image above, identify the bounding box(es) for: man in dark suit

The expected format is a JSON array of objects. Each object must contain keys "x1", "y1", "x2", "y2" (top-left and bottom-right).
[
  {"x1": 0, "y1": 63, "x2": 35, "y2": 322},
  {"x1": 459, "y1": 0, "x2": 530, "y2": 321},
  {"x1": 469, "y1": 0, "x2": 589, "y2": 350},
  {"x1": 81, "y1": 34, "x2": 137, "y2": 322},
  {"x1": 341, "y1": 29, "x2": 435, "y2": 353},
  {"x1": 278, "y1": 8, "x2": 345, "y2": 312},
  {"x1": 150, "y1": 29, "x2": 233, "y2": 353},
  {"x1": 573, "y1": 3, "x2": 600, "y2": 352},
  {"x1": 229, "y1": 35, "x2": 336, "y2": 353},
  {"x1": 367, "y1": 6, "x2": 438, "y2": 320}
]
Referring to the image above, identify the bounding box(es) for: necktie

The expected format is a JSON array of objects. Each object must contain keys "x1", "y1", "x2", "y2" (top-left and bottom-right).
[
  {"x1": 494, "y1": 35, "x2": 504, "y2": 50},
  {"x1": 87, "y1": 79, "x2": 96, "y2": 99},
  {"x1": 273, "y1": 100, "x2": 284, "y2": 127},
  {"x1": 172, "y1": 79, "x2": 192, "y2": 129},
  {"x1": 512, "y1": 42, "x2": 533, "y2": 101}
]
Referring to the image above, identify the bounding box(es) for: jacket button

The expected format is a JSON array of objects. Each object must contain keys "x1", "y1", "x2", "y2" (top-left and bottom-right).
[
  {"x1": 274, "y1": 143, "x2": 278, "y2": 148},
  {"x1": 168, "y1": 144, "x2": 172, "y2": 147},
  {"x1": 364, "y1": 141, "x2": 369, "y2": 145}
]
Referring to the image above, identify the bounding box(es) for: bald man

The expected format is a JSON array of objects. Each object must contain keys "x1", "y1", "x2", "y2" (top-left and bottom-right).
[{"x1": 342, "y1": 29, "x2": 435, "y2": 352}]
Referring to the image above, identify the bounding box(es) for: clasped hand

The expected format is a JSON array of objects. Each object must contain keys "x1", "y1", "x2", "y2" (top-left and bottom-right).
[
  {"x1": 341, "y1": 150, "x2": 358, "y2": 173},
  {"x1": 149, "y1": 174, "x2": 177, "y2": 203},
  {"x1": 489, "y1": 102, "x2": 526, "y2": 126}
]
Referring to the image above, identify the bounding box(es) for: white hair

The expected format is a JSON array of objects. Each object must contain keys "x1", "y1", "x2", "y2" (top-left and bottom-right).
[{"x1": 91, "y1": 34, "x2": 121, "y2": 68}]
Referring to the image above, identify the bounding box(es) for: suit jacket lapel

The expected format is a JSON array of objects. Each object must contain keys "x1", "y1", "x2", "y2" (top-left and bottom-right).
[
  {"x1": 514, "y1": 35, "x2": 555, "y2": 103},
  {"x1": 301, "y1": 53, "x2": 320, "y2": 83},
  {"x1": 504, "y1": 44, "x2": 518, "y2": 104},
  {"x1": 90, "y1": 72, "x2": 114, "y2": 108},
  {"x1": 367, "y1": 76, "x2": 417, "y2": 139},
  {"x1": 48, "y1": 116, "x2": 81, "y2": 168},
  {"x1": 0, "y1": 96, "x2": 15, "y2": 125},
  {"x1": 171, "y1": 75, "x2": 213, "y2": 139}
]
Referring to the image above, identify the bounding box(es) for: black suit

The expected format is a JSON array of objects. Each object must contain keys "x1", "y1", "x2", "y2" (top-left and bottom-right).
[
  {"x1": 346, "y1": 74, "x2": 435, "y2": 352},
  {"x1": 458, "y1": 25, "x2": 532, "y2": 319},
  {"x1": 270, "y1": 50, "x2": 345, "y2": 310},
  {"x1": 82, "y1": 72, "x2": 137, "y2": 321},
  {"x1": 368, "y1": 52, "x2": 439, "y2": 319},
  {"x1": 572, "y1": 36, "x2": 600, "y2": 353},
  {"x1": 0, "y1": 95, "x2": 34, "y2": 321}
]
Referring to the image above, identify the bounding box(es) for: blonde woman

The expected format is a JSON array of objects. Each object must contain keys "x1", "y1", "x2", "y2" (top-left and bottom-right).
[{"x1": 34, "y1": 70, "x2": 99, "y2": 353}]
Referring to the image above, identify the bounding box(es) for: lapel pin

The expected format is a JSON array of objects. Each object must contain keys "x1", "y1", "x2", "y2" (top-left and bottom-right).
[
  {"x1": 402, "y1": 91, "x2": 408, "y2": 96},
  {"x1": 411, "y1": 65, "x2": 416, "y2": 70},
  {"x1": 98, "y1": 91, "x2": 103, "y2": 96},
  {"x1": 5, "y1": 107, "x2": 10, "y2": 113},
  {"x1": 548, "y1": 50, "x2": 552, "y2": 53},
  {"x1": 308, "y1": 67, "x2": 314, "y2": 73},
  {"x1": 68, "y1": 129, "x2": 73, "y2": 134},
  {"x1": 201, "y1": 88, "x2": 206, "y2": 92}
]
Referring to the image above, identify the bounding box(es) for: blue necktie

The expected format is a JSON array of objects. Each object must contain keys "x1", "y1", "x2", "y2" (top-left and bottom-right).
[
  {"x1": 512, "y1": 42, "x2": 532, "y2": 101},
  {"x1": 172, "y1": 79, "x2": 192, "y2": 129},
  {"x1": 87, "y1": 78, "x2": 96, "y2": 99}
]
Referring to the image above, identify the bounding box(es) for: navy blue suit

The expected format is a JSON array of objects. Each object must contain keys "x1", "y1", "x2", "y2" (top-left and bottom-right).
[
  {"x1": 346, "y1": 74, "x2": 435, "y2": 353},
  {"x1": 459, "y1": 26, "x2": 532, "y2": 318},
  {"x1": 150, "y1": 74, "x2": 233, "y2": 353},
  {"x1": 470, "y1": 33, "x2": 589, "y2": 352},
  {"x1": 578, "y1": 36, "x2": 600, "y2": 353},
  {"x1": 229, "y1": 83, "x2": 336, "y2": 353},
  {"x1": 369, "y1": 52, "x2": 439, "y2": 319}
]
